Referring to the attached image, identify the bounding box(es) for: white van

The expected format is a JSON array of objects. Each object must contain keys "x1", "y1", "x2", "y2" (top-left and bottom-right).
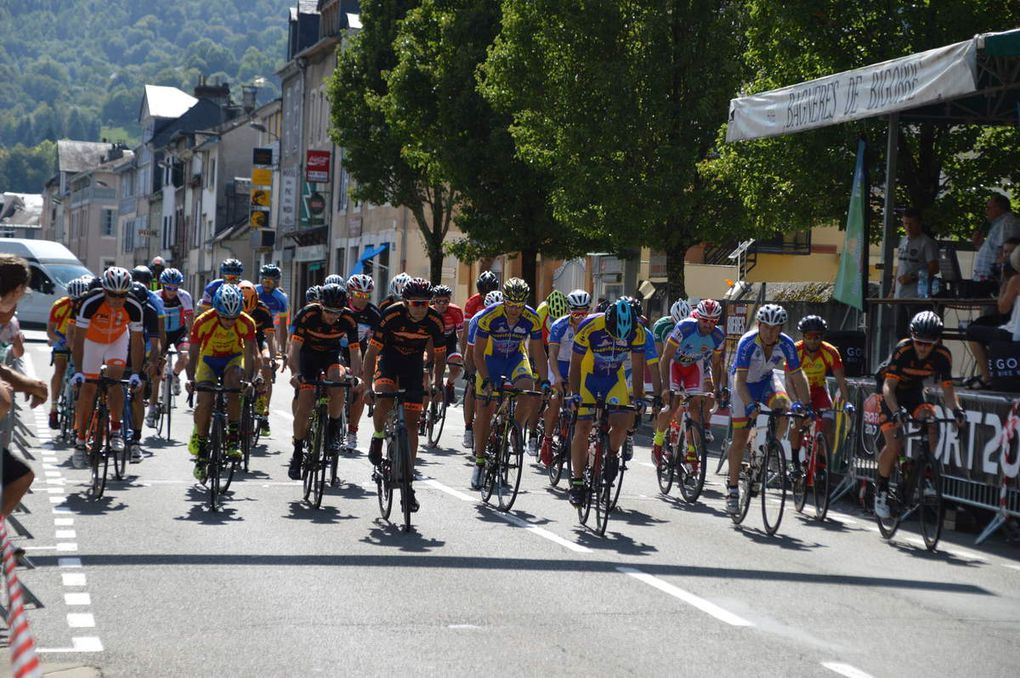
[{"x1": 0, "y1": 239, "x2": 91, "y2": 325}]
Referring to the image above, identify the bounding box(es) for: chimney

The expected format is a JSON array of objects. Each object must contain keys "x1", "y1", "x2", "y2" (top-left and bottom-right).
[
  {"x1": 194, "y1": 76, "x2": 232, "y2": 109},
  {"x1": 241, "y1": 85, "x2": 258, "y2": 114}
]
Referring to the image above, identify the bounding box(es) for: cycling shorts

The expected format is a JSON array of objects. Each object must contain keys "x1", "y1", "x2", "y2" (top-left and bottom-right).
[
  {"x1": 375, "y1": 350, "x2": 425, "y2": 411},
  {"x1": 475, "y1": 352, "x2": 533, "y2": 396},
  {"x1": 195, "y1": 353, "x2": 243, "y2": 384},
  {"x1": 444, "y1": 334, "x2": 463, "y2": 363},
  {"x1": 577, "y1": 370, "x2": 630, "y2": 420},
  {"x1": 52, "y1": 335, "x2": 70, "y2": 354},
  {"x1": 730, "y1": 371, "x2": 788, "y2": 430},
  {"x1": 2, "y1": 448, "x2": 31, "y2": 485},
  {"x1": 166, "y1": 327, "x2": 190, "y2": 350},
  {"x1": 298, "y1": 349, "x2": 342, "y2": 383},
  {"x1": 556, "y1": 359, "x2": 569, "y2": 382},
  {"x1": 82, "y1": 333, "x2": 129, "y2": 379},
  {"x1": 809, "y1": 385, "x2": 835, "y2": 418},
  {"x1": 671, "y1": 362, "x2": 707, "y2": 395},
  {"x1": 879, "y1": 389, "x2": 927, "y2": 432}
]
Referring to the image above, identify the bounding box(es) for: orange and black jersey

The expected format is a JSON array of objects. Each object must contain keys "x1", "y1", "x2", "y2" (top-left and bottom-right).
[
  {"x1": 251, "y1": 301, "x2": 275, "y2": 345},
  {"x1": 291, "y1": 303, "x2": 359, "y2": 354},
  {"x1": 76, "y1": 288, "x2": 144, "y2": 344},
  {"x1": 881, "y1": 338, "x2": 953, "y2": 391},
  {"x1": 369, "y1": 303, "x2": 445, "y2": 358}
]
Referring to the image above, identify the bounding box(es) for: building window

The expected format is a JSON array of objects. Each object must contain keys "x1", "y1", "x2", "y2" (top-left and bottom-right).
[
  {"x1": 754, "y1": 229, "x2": 811, "y2": 255},
  {"x1": 101, "y1": 209, "x2": 115, "y2": 237}
]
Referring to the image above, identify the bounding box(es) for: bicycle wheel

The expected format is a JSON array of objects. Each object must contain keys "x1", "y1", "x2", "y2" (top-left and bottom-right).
[
  {"x1": 207, "y1": 418, "x2": 224, "y2": 511},
  {"x1": 480, "y1": 437, "x2": 497, "y2": 504},
  {"x1": 577, "y1": 467, "x2": 593, "y2": 525},
  {"x1": 112, "y1": 426, "x2": 127, "y2": 481},
  {"x1": 811, "y1": 431, "x2": 831, "y2": 521},
  {"x1": 678, "y1": 422, "x2": 708, "y2": 503},
  {"x1": 792, "y1": 440, "x2": 809, "y2": 514},
  {"x1": 239, "y1": 396, "x2": 252, "y2": 473},
  {"x1": 761, "y1": 441, "x2": 786, "y2": 535},
  {"x1": 593, "y1": 434, "x2": 612, "y2": 536},
  {"x1": 376, "y1": 446, "x2": 394, "y2": 520},
  {"x1": 548, "y1": 414, "x2": 570, "y2": 487},
  {"x1": 397, "y1": 423, "x2": 413, "y2": 532},
  {"x1": 732, "y1": 447, "x2": 753, "y2": 525},
  {"x1": 917, "y1": 456, "x2": 943, "y2": 551},
  {"x1": 303, "y1": 412, "x2": 321, "y2": 502},
  {"x1": 312, "y1": 406, "x2": 329, "y2": 509},
  {"x1": 876, "y1": 464, "x2": 903, "y2": 539},
  {"x1": 608, "y1": 452, "x2": 625, "y2": 513},
  {"x1": 656, "y1": 430, "x2": 675, "y2": 495},
  {"x1": 495, "y1": 422, "x2": 524, "y2": 512},
  {"x1": 427, "y1": 399, "x2": 447, "y2": 448},
  {"x1": 88, "y1": 406, "x2": 108, "y2": 499},
  {"x1": 162, "y1": 370, "x2": 173, "y2": 440}
]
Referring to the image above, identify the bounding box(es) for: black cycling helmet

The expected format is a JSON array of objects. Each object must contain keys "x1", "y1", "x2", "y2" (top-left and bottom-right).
[
  {"x1": 305, "y1": 285, "x2": 321, "y2": 304},
  {"x1": 402, "y1": 277, "x2": 433, "y2": 300},
  {"x1": 798, "y1": 315, "x2": 827, "y2": 334},
  {"x1": 476, "y1": 270, "x2": 499, "y2": 295},
  {"x1": 909, "y1": 310, "x2": 943, "y2": 341},
  {"x1": 130, "y1": 281, "x2": 149, "y2": 304},
  {"x1": 318, "y1": 283, "x2": 347, "y2": 312},
  {"x1": 604, "y1": 298, "x2": 636, "y2": 341},
  {"x1": 431, "y1": 284, "x2": 453, "y2": 299},
  {"x1": 131, "y1": 265, "x2": 153, "y2": 285},
  {"x1": 260, "y1": 263, "x2": 281, "y2": 280}
]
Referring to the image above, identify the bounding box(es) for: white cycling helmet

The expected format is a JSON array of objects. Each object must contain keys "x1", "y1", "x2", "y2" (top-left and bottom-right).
[
  {"x1": 388, "y1": 272, "x2": 411, "y2": 297},
  {"x1": 694, "y1": 298, "x2": 722, "y2": 320},
  {"x1": 756, "y1": 303, "x2": 787, "y2": 326},
  {"x1": 347, "y1": 273, "x2": 374, "y2": 293},
  {"x1": 324, "y1": 274, "x2": 344, "y2": 286},
  {"x1": 670, "y1": 299, "x2": 692, "y2": 323},
  {"x1": 566, "y1": 289, "x2": 591, "y2": 310},
  {"x1": 484, "y1": 290, "x2": 503, "y2": 306},
  {"x1": 102, "y1": 266, "x2": 133, "y2": 292}
]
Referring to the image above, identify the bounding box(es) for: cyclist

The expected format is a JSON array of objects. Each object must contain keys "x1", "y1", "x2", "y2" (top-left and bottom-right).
[
  {"x1": 345, "y1": 274, "x2": 381, "y2": 450},
  {"x1": 324, "y1": 274, "x2": 344, "y2": 287},
  {"x1": 46, "y1": 278, "x2": 87, "y2": 429},
  {"x1": 873, "y1": 311, "x2": 964, "y2": 519},
  {"x1": 256, "y1": 264, "x2": 289, "y2": 436},
  {"x1": 379, "y1": 272, "x2": 411, "y2": 311},
  {"x1": 789, "y1": 315, "x2": 854, "y2": 478},
  {"x1": 653, "y1": 298, "x2": 725, "y2": 465},
  {"x1": 462, "y1": 290, "x2": 502, "y2": 450},
  {"x1": 528, "y1": 289, "x2": 569, "y2": 455},
  {"x1": 429, "y1": 284, "x2": 464, "y2": 405},
  {"x1": 132, "y1": 266, "x2": 167, "y2": 433},
  {"x1": 540, "y1": 289, "x2": 591, "y2": 465},
  {"x1": 187, "y1": 284, "x2": 257, "y2": 480},
  {"x1": 149, "y1": 256, "x2": 166, "y2": 292},
  {"x1": 70, "y1": 267, "x2": 145, "y2": 469},
  {"x1": 156, "y1": 268, "x2": 193, "y2": 397},
  {"x1": 239, "y1": 281, "x2": 277, "y2": 416},
  {"x1": 723, "y1": 304, "x2": 810, "y2": 514},
  {"x1": 304, "y1": 285, "x2": 320, "y2": 306},
  {"x1": 652, "y1": 299, "x2": 692, "y2": 357},
  {"x1": 286, "y1": 283, "x2": 360, "y2": 480},
  {"x1": 464, "y1": 271, "x2": 499, "y2": 320},
  {"x1": 198, "y1": 258, "x2": 245, "y2": 313},
  {"x1": 470, "y1": 278, "x2": 548, "y2": 489},
  {"x1": 129, "y1": 281, "x2": 163, "y2": 460},
  {"x1": 566, "y1": 298, "x2": 647, "y2": 506},
  {"x1": 363, "y1": 277, "x2": 446, "y2": 512}
]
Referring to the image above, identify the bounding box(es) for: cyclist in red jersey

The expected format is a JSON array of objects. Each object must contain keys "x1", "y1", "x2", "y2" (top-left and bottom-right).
[
  {"x1": 463, "y1": 270, "x2": 499, "y2": 321},
  {"x1": 430, "y1": 285, "x2": 464, "y2": 404}
]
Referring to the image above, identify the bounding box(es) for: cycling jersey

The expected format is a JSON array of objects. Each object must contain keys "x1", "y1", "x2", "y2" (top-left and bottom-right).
[
  {"x1": 651, "y1": 316, "x2": 675, "y2": 345},
  {"x1": 290, "y1": 304, "x2": 360, "y2": 355},
  {"x1": 729, "y1": 329, "x2": 801, "y2": 383},
  {"x1": 796, "y1": 340, "x2": 843, "y2": 389},
  {"x1": 160, "y1": 288, "x2": 194, "y2": 334},
  {"x1": 572, "y1": 313, "x2": 646, "y2": 378},
  {"x1": 880, "y1": 338, "x2": 952, "y2": 391},
  {"x1": 536, "y1": 300, "x2": 552, "y2": 344},
  {"x1": 466, "y1": 315, "x2": 481, "y2": 346},
  {"x1": 464, "y1": 293, "x2": 484, "y2": 319},
  {"x1": 474, "y1": 303, "x2": 542, "y2": 358},
  {"x1": 378, "y1": 295, "x2": 399, "y2": 312},
  {"x1": 190, "y1": 309, "x2": 256, "y2": 359},
  {"x1": 666, "y1": 318, "x2": 725, "y2": 366},
  {"x1": 145, "y1": 289, "x2": 166, "y2": 322},
  {"x1": 250, "y1": 302, "x2": 275, "y2": 348},
  {"x1": 348, "y1": 301, "x2": 382, "y2": 345},
  {"x1": 624, "y1": 326, "x2": 659, "y2": 391},
  {"x1": 436, "y1": 303, "x2": 465, "y2": 338},
  {"x1": 76, "y1": 289, "x2": 144, "y2": 345},
  {"x1": 369, "y1": 303, "x2": 445, "y2": 358},
  {"x1": 49, "y1": 296, "x2": 73, "y2": 338},
  {"x1": 199, "y1": 278, "x2": 231, "y2": 306},
  {"x1": 548, "y1": 315, "x2": 580, "y2": 366},
  {"x1": 255, "y1": 285, "x2": 289, "y2": 324}
]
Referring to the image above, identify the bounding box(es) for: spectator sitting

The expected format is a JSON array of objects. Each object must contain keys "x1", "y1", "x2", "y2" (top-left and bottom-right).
[
  {"x1": 965, "y1": 245, "x2": 1020, "y2": 389},
  {"x1": 972, "y1": 192, "x2": 1020, "y2": 287},
  {"x1": 968, "y1": 237, "x2": 1019, "y2": 332}
]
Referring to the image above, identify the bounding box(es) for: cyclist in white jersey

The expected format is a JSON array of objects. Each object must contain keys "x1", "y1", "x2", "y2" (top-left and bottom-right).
[{"x1": 539, "y1": 289, "x2": 591, "y2": 465}]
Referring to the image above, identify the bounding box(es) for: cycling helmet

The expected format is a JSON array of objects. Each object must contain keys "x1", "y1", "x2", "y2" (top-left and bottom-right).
[
  {"x1": 238, "y1": 280, "x2": 259, "y2": 313},
  {"x1": 259, "y1": 263, "x2": 281, "y2": 280},
  {"x1": 160, "y1": 268, "x2": 184, "y2": 286},
  {"x1": 66, "y1": 277, "x2": 89, "y2": 300},
  {"x1": 151, "y1": 256, "x2": 165, "y2": 268},
  {"x1": 755, "y1": 304, "x2": 787, "y2": 326},
  {"x1": 797, "y1": 315, "x2": 827, "y2": 334},
  {"x1": 595, "y1": 298, "x2": 610, "y2": 313},
  {"x1": 131, "y1": 265, "x2": 153, "y2": 285},
  {"x1": 213, "y1": 283, "x2": 243, "y2": 319},
  {"x1": 219, "y1": 258, "x2": 244, "y2": 277},
  {"x1": 605, "y1": 298, "x2": 636, "y2": 340},
  {"x1": 347, "y1": 273, "x2": 374, "y2": 293},
  {"x1": 503, "y1": 277, "x2": 529, "y2": 304},
  {"x1": 477, "y1": 270, "x2": 499, "y2": 295},
  {"x1": 388, "y1": 272, "x2": 411, "y2": 298},
  {"x1": 671, "y1": 299, "x2": 692, "y2": 323},
  {"x1": 305, "y1": 285, "x2": 321, "y2": 304},
  {"x1": 484, "y1": 291, "x2": 503, "y2": 306},
  {"x1": 566, "y1": 289, "x2": 591, "y2": 310},
  {"x1": 623, "y1": 295, "x2": 643, "y2": 319},
  {"x1": 546, "y1": 290, "x2": 568, "y2": 319},
  {"x1": 319, "y1": 283, "x2": 348, "y2": 311},
  {"x1": 87, "y1": 274, "x2": 103, "y2": 291},
  {"x1": 324, "y1": 274, "x2": 344, "y2": 287},
  {"x1": 909, "y1": 310, "x2": 943, "y2": 341},
  {"x1": 693, "y1": 298, "x2": 721, "y2": 320},
  {"x1": 102, "y1": 266, "x2": 133, "y2": 292},
  {"x1": 431, "y1": 284, "x2": 453, "y2": 299},
  {"x1": 402, "y1": 277, "x2": 433, "y2": 300},
  {"x1": 130, "y1": 281, "x2": 149, "y2": 304}
]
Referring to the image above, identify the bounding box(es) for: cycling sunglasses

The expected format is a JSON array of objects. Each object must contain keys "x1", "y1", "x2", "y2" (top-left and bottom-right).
[
  {"x1": 163, "y1": 285, "x2": 178, "y2": 292},
  {"x1": 351, "y1": 291, "x2": 371, "y2": 300},
  {"x1": 407, "y1": 300, "x2": 429, "y2": 307},
  {"x1": 504, "y1": 301, "x2": 525, "y2": 309},
  {"x1": 105, "y1": 291, "x2": 128, "y2": 299}
]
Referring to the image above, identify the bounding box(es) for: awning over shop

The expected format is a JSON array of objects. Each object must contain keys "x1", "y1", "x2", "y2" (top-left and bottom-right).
[{"x1": 350, "y1": 243, "x2": 388, "y2": 275}]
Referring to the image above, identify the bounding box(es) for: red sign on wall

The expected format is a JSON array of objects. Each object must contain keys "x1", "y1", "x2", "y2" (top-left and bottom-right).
[{"x1": 306, "y1": 150, "x2": 331, "y2": 183}]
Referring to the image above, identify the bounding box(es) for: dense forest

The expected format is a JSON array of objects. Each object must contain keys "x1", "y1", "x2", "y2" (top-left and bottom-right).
[{"x1": 0, "y1": 0, "x2": 293, "y2": 191}]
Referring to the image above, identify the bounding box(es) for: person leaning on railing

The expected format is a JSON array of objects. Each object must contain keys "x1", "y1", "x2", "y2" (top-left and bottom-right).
[{"x1": 965, "y1": 246, "x2": 1020, "y2": 389}]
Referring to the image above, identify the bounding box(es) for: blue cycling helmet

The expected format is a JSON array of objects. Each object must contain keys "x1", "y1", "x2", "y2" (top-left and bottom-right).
[
  {"x1": 605, "y1": 298, "x2": 635, "y2": 341},
  {"x1": 213, "y1": 283, "x2": 244, "y2": 319},
  {"x1": 219, "y1": 258, "x2": 244, "y2": 278},
  {"x1": 160, "y1": 268, "x2": 184, "y2": 286}
]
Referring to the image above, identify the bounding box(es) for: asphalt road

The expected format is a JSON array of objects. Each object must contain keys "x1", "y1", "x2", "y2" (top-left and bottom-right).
[{"x1": 6, "y1": 340, "x2": 1020, "y2": 677}]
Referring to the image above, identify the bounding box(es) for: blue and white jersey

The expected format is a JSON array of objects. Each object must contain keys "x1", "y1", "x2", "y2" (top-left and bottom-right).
[
  {"x1": 466, "y1": 314, "x2": 482, "y2": 347},
  {"x1": 146, "y1": 289, "x2": 166, "y2": 321},
  {"x1": 666, "y1": 318, "x2": 725, "y2": 366},
  {"x1": 729, "y1": 329, "x2": 800, "y2": 384},
  {"x1": 548, "y1": 315, "x2": 580, "y2": 364},
  {"x1": 255, "y1": 285, "x2": 289, "y2": 320},
  {"x1": 200, "y1": 278, "x2": 227, "y2": 306}
]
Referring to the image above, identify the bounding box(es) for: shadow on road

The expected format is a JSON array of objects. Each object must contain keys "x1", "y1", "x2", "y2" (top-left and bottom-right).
[
  {"x1": 62, "y1": 492, "x2": 129, "y2": 515},
  {"x1": 173, "y1": 485, "x2": 244, "y2": 524},
  {"x1": 887, "y1": 539, "x2": 984, "y2": 567},
  {"x1": 283, "y1": 500, "x2": 357, "y2": 525},
  {"x1": 572, "y1": 527, "x2": 659, "y2": 556},
  {"x1": 361, "y1": 520, "x2": 446, "y2": 552},
  {"x1": 734, "y1": 525, "x2": 824, "y2": 552}
]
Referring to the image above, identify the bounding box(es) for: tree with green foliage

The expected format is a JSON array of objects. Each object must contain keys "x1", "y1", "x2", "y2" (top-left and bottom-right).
[
  {"x1": 0, "y1": 142, "x2": 57, "y2": 194},
  {"x1": 328, "y1": 0, "x2": 457, "y2": 284},
  {"x1": 482, "y1": 0, "x2": 749, "y2": 300}
]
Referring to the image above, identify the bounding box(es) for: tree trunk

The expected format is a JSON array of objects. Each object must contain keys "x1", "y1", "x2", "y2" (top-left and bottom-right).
[
  {"x1": 520, "y1": 247, "x2": 539, "y2": 305},
  {"x1": 664, "y1": 238, "x2": 689, "y2": 303}
]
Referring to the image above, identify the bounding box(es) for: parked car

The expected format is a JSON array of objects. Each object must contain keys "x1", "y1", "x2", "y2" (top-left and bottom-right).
[{"x1": 0, "y1": 239, "x2": 91, "y2": 325}]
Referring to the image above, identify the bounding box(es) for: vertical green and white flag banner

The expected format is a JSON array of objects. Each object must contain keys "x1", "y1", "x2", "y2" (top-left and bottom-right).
[{"x1": 833, "y1": 139, "x2": 867, "y2": 310}]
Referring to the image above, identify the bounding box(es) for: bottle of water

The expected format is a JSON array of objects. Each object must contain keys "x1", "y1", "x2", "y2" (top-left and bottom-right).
[
  {"x1": 917, "y1": 269, "x2": 929, "y2": 299},
  {"x1": 930, "y1": 276, "x2": 941, "y2": 297}
]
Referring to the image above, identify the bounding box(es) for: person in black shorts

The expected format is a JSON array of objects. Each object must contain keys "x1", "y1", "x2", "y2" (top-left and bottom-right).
[
  {"x1": 344, "y1": 274, "x2": 381, "y2": 451},
  {"x1": 874, "y1": 311, "x2": 965, "y2": 519},
  {"x1": 286, "y1": 284, "x2": 361, "y2": 480},
  {"x1": 362, "y1": 277, "x2": 445, "y2": 513}
]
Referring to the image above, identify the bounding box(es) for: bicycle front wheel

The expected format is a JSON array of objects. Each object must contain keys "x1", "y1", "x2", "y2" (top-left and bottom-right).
[
  {"x1": 397, "y1": 423, "x2": 413, "y2": 532},
  {"x1": 88, "y1": 407, "x2": 108, "y2": 499},
  {"x1": 593, "y1": 437, "x2": 612, "y2": 536},
  {"x1": 657, "y1": 432, "x2": 675, "y2": 496},
  {"x1": 761, "y1": 441, "x2": 786, "y2": 535},
  {"x1": 917, "y1": 456, "x2": 943, "y2": 551},
  {"x1": 208, "y1": 419, "x2": 225, "y2": 511},
  {"x1": 495, "y1": 423, "x2": 523, "y2": 512},
  {"x1": 427, "y1": 400, "x2": 447, "y2": 448},
  {"x1": 811, "y1": 431, "x2": 831, "y2": 521},
  {"x1": 876, "y1": 464, "x2": 903, "y2": 540},
  {"x1": 376, "y1": 448, "x2": 393, "y2": 520},
  {"x1": 678, "y1": 422, "x2": 708, "y2": 503},
  {"x1": 162, "y1": 371, "x2": 173, "y2": 440},
  {"x1": 577, "y1": 468, "x2": 593, "y2": 525},
  {"x1": 732, "y1": 449, "x2": 753, "y2": 525}
]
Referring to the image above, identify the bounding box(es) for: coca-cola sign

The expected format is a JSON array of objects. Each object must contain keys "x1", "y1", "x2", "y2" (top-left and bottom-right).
[{"x1": 305, "y1": 150, "x2": 331, "y2": 183}]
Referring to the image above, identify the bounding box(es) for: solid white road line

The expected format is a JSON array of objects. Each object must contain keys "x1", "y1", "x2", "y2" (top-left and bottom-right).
[
  {"x1": 617, "y1": 566, "x2": 753, "y2": 627},
  {"x1": 822, "y1": 661, "x2": 875, "y2": 678}
]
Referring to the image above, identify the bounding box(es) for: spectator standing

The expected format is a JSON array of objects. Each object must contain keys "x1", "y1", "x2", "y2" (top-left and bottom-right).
[{"x1": 893, "y1": 208, "x2": 940, "y2": 337}]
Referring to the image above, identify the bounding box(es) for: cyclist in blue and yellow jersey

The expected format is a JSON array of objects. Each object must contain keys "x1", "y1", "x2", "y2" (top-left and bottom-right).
[
  {"x1": 567, "y1": 298, "x2": 647, "y2": 507},
  {"x1": 46, "y1": 277, "x2": 90, "y2": 430},
  {"x1": 540, "y1": 289, "x2": 591, "y2": 466},
  {"x1": 197, "y1": 258, "x2": 245, "y2": 314},
  {"x1": 723, "y1": 304, "x2": 810, "y2": 514},
  {"x1": 255, "y1": 264, "x2": 289, "y2": 436},
  {"x1": 469, "y1": 277, "x2": 548, "y2": 489}
]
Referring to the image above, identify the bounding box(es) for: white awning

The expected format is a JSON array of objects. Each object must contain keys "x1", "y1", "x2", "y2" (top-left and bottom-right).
[{"x1": 725, "y1": 38, "x2": 978, "y2": 142}]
